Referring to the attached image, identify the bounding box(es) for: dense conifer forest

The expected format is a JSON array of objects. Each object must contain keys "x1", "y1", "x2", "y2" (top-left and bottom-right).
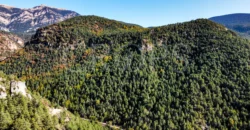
[
  {"x1": 0, "y1": 16, "x2": 250, "y2": 129},
  {"x1": 0, "y1": 72, "x2": 108, "y2": 130}
]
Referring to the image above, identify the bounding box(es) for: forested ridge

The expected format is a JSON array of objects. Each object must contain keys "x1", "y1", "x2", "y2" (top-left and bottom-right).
[{"x1": 1, "y1": 16, "x2": 250, "y2": 129}]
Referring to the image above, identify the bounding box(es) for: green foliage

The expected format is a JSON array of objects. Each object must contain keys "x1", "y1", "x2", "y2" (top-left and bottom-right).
[
  {"x1": 0, "y1": 95, "x2": 108, "y2": 130},
  {"x1": 30, "y1": 15, "x2": 146, "y2": 48},
  {"x1": 0, "y1": 95, "x2": 53, "y2": 130},
  {"x1": 1, "y1": 18, "x2": 250, "y2": 129},
  {"x1": 0, "y1": 74, "x2": 107, "y2": 130}
]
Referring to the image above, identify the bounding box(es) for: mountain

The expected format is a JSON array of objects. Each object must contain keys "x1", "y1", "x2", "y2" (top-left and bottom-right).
[
  {"x1": 30, "y1": 15, "x2": 145, "y2": 47},
  {"x1": 0, "y1": 4, "x2": 80, "y2": 33},
  {"x1": 1, "y1": 16, "x2": 249, "y2": 129},
  {"x1": 210, "y1": 13, "x2": 250, "y2": 39},
  {"x1": 0, "y1": 31, "x2": 24, "y2": 61}
]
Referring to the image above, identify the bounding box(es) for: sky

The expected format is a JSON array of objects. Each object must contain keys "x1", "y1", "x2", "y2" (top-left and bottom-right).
[{"x1": 1, "y1": 0, "x2": 250, "y2": 27}]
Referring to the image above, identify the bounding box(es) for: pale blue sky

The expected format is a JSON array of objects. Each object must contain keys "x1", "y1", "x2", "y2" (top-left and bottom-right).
[{"x1": 1, "y1": 0, "x2": 250, "y2": 27}]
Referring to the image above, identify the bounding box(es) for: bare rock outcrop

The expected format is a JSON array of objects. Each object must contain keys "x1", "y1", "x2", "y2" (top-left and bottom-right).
[
  {"x1": 0, "y1": 84, "x2": 7, "y2": 99},
  {"x1": 0, "y1": 31, "x2": 24, "y2": 61},
  {"x1": 140, "y1": 38, "x2": 154, "y2": 52},
  {"x1": 0, "y1": 78, "x2": 32, "y2": 99},
  {"x1": 0, "y1": 4, "x2": 80, "y2": 33},
  {"x1": 10, "y1": 81, "x2": 32, "y2": 99}
]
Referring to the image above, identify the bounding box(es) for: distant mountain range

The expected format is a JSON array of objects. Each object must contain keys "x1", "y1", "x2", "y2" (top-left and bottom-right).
[
  {"x1": 210, "y1": 13, "x2": 250, "y2": 39},
  {"x1": 0, "y1": 4, "x2": 80, "y2": 33}
]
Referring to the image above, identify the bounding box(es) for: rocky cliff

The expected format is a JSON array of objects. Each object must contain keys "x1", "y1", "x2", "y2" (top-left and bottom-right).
[
  {"x1": 0, "y1": 31, "x2": 24, "y2": 61},
  {"x1": 0, "y1": 4, "x2": 80, "y2": 33}
]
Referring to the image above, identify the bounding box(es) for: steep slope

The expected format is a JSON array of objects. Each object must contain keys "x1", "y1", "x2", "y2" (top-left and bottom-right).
[
  {"x1": 1, "y1": 18, "x2": 250, "y2": 129},
  {"x1": 210, "y1": 13, "x2": 250, "y2": 38},
  {"x1": 0, "y1": 71, "x2": 108, "y2": 130},
  {"x1": 0, "y1": 4, "x2": 80, "y2": 33},
  {"x1": 0, "y1": 31, "x2": 24, "y2": 61},
  {"x1": 0, "y1": 5, "x2": 22, "y2": 31}
]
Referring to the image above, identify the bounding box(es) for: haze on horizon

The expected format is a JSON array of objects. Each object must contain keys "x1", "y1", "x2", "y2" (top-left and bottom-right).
[{"x1": 1, "y1": 0, "x2": 250, "y2": 27}]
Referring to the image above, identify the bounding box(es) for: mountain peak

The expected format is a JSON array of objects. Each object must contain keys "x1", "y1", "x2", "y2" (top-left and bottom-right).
[
  {"x1": 34, "y1": 4, "x2": 48, "y2": 8},
  {"x1": 0, "y1": 4, "x2": 80, "y2": 33},
  {"x1": 39, "y1": 4, "x2": 46, "y2": 6},
  {"x1": 33, "y1": 4, "x2": 66, "y2": 10},
  {"x1": 0, "y1": 4, "x2": 15, "y2": 9}
]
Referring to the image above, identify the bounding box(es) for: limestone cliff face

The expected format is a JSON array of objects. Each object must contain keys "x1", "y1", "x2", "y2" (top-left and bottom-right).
[
  {"x1": 141, "y1": 38, "x2": 153, "y2": 52},
  {"x1": 0, "y1": 77, "x2": 31, "y2": 99},
  {"x1": 0, "y1": 4, "x2": 80, "y2": 33},
  {"x1": 0, "y1": 31, "x2": 24, "y2": 61}
]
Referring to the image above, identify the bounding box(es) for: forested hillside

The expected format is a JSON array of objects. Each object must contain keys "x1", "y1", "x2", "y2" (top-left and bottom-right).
[
  {"x1": 0, "y1": 72, "x2": 108, "y2": 130},
  {"x1": 30, "y1": 15, "x2": 145, "y2": 47},
  {"x1": 0, "y1": 16, "x2": 250, "y2": 129}
]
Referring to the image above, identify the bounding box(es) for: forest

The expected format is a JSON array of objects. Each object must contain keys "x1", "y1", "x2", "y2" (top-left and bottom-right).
[
  {"x1": 0, "y1": 72, "x2": 108, "y2": 130},
  {"x1": 0, "y1": 16, "x2": 250, "y2": 129}
]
